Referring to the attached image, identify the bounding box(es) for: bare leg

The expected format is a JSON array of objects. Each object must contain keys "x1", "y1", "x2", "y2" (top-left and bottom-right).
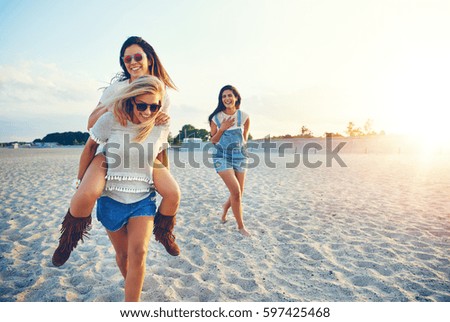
[
  {"x1": 222, "y1": 171, "x2": 245, "y2": 223},
  {"x1": 218, "y1": 169, "x2": 250, "y2": 236},
  {"x1": 233, "y1": 171, "x2": 248, "y2": 235},
  {"x1": 152, "y1": 159, "x2": 181, "y2": 255},
  {"x1": 70, "y1": 154, "x2": 107, "y2": 218},
  {"x1": 221, "y1": 170, "x2": 246, "y2": 224},
  {"x1": 222, "y1": 197, "x2": 231, "y2": 223},
  {"x1": 52, "y1": 154, "x2": 107, "y2": 267},
  {"x1": 153, "y1": 159, "x2": 180, "y2": 216},
  {"x1": 108, "y1": 216, "x2": 154, "y2": 302},
  {"x1": 106, "y1": 226, "x2": 128, "y2": 279}
]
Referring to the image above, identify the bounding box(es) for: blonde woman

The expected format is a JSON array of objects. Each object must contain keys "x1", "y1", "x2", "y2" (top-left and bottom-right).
[{"x1": 73, "y1": 76, "x2": 176, "y2": 301}]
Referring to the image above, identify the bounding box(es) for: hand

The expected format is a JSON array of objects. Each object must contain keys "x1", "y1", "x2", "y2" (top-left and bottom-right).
[
  {"x1": 155, "y1": 112, "x2": 170, "y2": 126},
  {"x1": 115, "y1": 107, "x2": 132, "y2": 126},
  {"x1": 219, "y1": 117, "x2": 235, "y2": 132}
]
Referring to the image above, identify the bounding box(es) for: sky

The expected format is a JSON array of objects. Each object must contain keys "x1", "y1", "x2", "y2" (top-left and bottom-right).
[{"x1": 1, "y1": 0, "x2": 450, "y2": 143}]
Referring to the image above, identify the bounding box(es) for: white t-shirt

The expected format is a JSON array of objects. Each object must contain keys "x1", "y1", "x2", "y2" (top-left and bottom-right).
[
  {"x1": 212, "y1": 110, "x2": 249, "y2": 130},
  {"x1": 90, "y1": 112, "x2": 169, "y2": 204}
]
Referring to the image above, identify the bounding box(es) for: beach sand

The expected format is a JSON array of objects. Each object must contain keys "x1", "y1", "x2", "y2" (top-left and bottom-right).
[{"x1": 0, "y1": 147, "x2": 449, "y2": 302}]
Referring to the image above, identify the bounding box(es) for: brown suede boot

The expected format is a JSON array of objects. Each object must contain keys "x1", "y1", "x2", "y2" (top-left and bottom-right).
[
  {"x1": 153, "y1": 211, "x2": 180, "y2": 256},
  {"x1": 52, "y1": 209, "x2": 92, "y2": 267}
]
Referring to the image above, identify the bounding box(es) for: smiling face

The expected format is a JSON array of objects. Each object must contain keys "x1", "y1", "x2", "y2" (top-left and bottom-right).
[
  {"x1": 221, "y1": 90, "x2": 238, "y2": 109},
  {"x1": 132, "y1": 93, "x2": 161, "y2": 124},
  {"x1": 123, "y1": 44, "x2": 150, "y2": 81}
]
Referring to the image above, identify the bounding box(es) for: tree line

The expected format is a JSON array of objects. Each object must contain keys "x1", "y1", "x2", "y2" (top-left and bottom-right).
[
  {"x1": 170, "y1": 124, "x2": 252, "y2": 145},
  {"x1": 33, "y1": 131, "x2": 90, "y2": 146},
  {"x1": 271, "y1": 119, "x2": 385, "y2": 139},
  {"x1": 26, "y1": 124, "x2": 249, "y2": 146},
  {"x1": 2, "y1": 119, "x2": 383, "y2": 147}
]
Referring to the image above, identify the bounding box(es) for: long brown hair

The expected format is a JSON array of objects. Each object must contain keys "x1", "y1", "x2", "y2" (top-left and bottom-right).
[
  {"x1": 118, "y1": 36, "x2": 177, "y2": 90},
  {"x1": 208, "y1": 85, "x2": 242, "y2": 124}
]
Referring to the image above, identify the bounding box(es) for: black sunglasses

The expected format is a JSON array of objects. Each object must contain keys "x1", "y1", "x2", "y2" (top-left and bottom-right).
[{"x1": 133, "y1": 98, "x2": 161, "y2": 112}]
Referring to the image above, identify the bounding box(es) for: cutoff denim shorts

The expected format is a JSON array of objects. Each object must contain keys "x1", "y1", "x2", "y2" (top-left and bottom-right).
[
  {"x1": 213, "y1": 153, "x2": 248, "y2": 173},
  {"x1": 96, "y1": 192, "x2": 157, "y2": 232}
]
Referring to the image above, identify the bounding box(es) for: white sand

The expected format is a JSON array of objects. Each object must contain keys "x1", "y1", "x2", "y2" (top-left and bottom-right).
[{"x1": 0, "y1": 147, "x2": 449, "y2": 302}]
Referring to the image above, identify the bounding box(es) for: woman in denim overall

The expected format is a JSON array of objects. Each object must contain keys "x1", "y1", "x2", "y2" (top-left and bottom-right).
[{"x1": 209, "y1": 85, "x2": 251, "y2": 237}]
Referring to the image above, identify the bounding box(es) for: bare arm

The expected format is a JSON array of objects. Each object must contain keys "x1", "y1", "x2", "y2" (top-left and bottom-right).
[
  {"x1": 87, "y1": 103, "x2": 107, "y2": 130},
  {"x1": 77, "y1": 138, "x2": 99, "y2": 180},
  {"x1": 243, "y1": 118, "x2": 250, "y2": 143}
]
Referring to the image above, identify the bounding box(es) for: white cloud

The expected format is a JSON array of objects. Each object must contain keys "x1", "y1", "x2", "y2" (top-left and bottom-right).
[
  {"x1": 0, "y1": 61, "x2": 101, "y2": 141},
  {"x1": 0, "y1": 61, "x2": 100, "y2": 115}
]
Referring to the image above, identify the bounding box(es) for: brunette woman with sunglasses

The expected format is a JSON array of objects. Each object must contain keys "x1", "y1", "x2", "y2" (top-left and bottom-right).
[
  {"x1": 52, "y1": 37, "x2": 180, "y2": 268},
  {"x1": 209, "y1": 85, "x2": 251, "y2": 237}
]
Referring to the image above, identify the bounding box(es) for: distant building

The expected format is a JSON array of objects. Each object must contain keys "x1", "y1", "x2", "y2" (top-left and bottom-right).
[
  {"x1": 43, "y1": 142, "x2": 59, "y2": 148},
  {"x1": 182, "y1": 138, "x2": 202, "y2": 144},
  {"x1": 34, "y1": 142, "x2": 59, "y2": 148},
  {"x1": 181, "y1": 137, "x2": 205, "y2": 150}
]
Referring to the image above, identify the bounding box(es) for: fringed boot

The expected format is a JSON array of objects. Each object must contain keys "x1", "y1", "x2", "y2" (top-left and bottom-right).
[
  {"x1": 52, "y1": 209, "x2": 92, "y2": 267},
  {"x1": 153, "y1": 211, "x2": 180, "y2": 256}
]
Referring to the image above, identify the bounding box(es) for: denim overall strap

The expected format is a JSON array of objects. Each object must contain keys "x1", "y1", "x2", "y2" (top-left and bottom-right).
[
  {"x1": 237, "y1": 110, "x2": 242, "y2": 127},
  {"x1": 214, "y1": 114, "x2": 221, "y2": 128}
]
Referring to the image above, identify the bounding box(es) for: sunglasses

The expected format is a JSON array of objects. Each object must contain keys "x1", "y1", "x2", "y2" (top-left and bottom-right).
[
  {"x1": 133, "y1": 98, "x2": 161, "y2": 112},
  {"x1": 122, "y1": 53, "x2": 144, "y2": 64}
]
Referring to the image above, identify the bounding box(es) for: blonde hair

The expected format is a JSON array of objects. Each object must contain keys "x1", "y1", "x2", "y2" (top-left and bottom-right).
[{"x1": 102, "y1": 75, "x2": 165, "y2": 142}]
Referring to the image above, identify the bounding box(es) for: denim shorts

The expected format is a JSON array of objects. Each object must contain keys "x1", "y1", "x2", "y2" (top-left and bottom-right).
[
  {"x1": 96, "y1": 192, "x2": 157, "y2": 232},
  {"x1": 213, "y1": 153, "x2": 247, "y2": 173}
]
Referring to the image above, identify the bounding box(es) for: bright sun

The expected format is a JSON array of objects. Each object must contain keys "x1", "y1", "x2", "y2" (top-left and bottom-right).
[
  {"x1": 394, "y1": 117, "x2": 449, "y2": 163},
  {"x1": 378, "y1": 48, "x2": 450, "y2": 156},
  {"x1": 390, "y1": 111, "x2": 449, "y2": 155}
]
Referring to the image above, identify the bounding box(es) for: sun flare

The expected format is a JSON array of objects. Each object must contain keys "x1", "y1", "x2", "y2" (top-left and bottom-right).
[{"x1": 395, "y1": 117, "x2": 449, "y2": 156}]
